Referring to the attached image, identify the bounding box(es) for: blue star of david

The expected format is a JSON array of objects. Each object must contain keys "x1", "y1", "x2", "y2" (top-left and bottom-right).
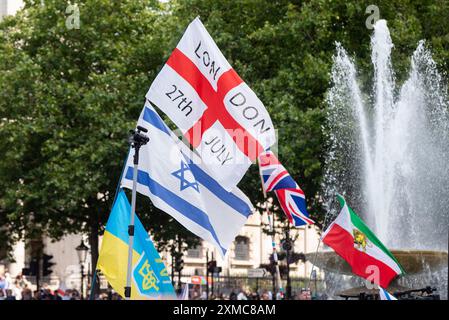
[{"x1": 171, "y1": 160, "x2": 200, "y2": 192}]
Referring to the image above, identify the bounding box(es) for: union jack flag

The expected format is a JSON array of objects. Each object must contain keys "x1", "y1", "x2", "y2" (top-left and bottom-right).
[{"x1": 259, "y1": 150, "x2": 314, "y2": 226}]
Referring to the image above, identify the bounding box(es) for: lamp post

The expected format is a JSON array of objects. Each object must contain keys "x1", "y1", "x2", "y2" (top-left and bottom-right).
[
  {"x1": 76, "y1": 240, "x2": 89, "y2": 300},
  {"x1": 282, "y1": 226, "x2": 293, "y2": 300}
]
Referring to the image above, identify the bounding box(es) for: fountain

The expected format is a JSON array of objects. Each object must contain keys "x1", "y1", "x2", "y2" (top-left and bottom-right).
[{"x1": 310, "y1": 20, "x2": 449, "y2": 299}]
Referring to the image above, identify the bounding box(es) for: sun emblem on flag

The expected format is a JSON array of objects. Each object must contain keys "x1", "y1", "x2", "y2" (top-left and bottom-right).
[
  {"x1": 171, "y1": 160, "x2": 200, "y2": 192},
  {"x1": 353, "y1": 229, "x2": 370, "y2": 251}
]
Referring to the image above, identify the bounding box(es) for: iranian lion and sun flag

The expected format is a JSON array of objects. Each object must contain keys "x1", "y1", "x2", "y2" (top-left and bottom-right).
[{"x1": 322, "y1": 194, "x2": 405, "y2": 292}]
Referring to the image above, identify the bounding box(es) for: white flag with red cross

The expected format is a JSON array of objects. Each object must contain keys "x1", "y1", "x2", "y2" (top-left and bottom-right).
[{"x1": 146, "y1": 17, "x2": 276, "y2": 190}]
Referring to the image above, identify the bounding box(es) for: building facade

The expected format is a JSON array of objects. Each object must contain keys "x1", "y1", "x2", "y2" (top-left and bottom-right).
[
  {"x1": 2, "y1": 210, "x2": 322, "y2": 294},
  {"x1": 0, "y1": 0, "x2": 23, "y2": 20},
  {"x1": 162, "y1": 210, "x2": 323, "y2": 283}
]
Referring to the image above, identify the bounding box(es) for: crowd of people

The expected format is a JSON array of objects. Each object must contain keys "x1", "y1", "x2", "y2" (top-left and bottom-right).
[
  {"x1": 0, "y1": 272, "x2": 88, "y2": 300},
  {"x1": 186, "y1": 286, "x2": 324, "y2": 300},
  {"x1": 1, "y1": 272, "x2": 323, "y2": 300}
]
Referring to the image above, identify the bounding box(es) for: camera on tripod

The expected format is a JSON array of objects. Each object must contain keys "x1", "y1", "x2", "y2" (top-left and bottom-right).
[{"x1": 129, "y1": 125, "x2": 149, "y2": 147}]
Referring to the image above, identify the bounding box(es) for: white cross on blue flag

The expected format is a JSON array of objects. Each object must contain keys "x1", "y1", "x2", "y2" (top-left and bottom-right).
[{"x1": 121, "y1": 101, "x2": 254, "y2": 256}]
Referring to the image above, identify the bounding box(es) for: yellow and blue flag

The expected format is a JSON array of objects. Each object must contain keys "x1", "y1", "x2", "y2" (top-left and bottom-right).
[{"x1": 97, "y1": 189, "x2": 175, "y2": 299}]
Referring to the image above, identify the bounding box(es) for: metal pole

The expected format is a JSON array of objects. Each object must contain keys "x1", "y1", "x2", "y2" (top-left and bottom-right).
[
  {"x1": 211, "y1": 252, "x2": 214, "y2": 299},
  {"x1": 36, "y1": 256, "x2": 40, "y2": 293},
  {"x1": 206, "y1": 250, "x2": 209, "y2": 300},
  {"x1": 124, "y1": 126, "x2": 149, "y2": 300},
  {"x1": 258, "y1": 158, "x2": 284, "y2": 299},
  {"x1": 305, "y1": 237, "x2": 322, "y2": 291},
  {"x1": 177, "y1": 239, "x2": 182, "y2": 293},
  {"x1": 80, "y1": 264, "x2": 84, "y2": 300},
  {"x1": 124, "y1": 151, "x2": 139, "y2": 299},
  {"x1": 268, "y1": 211, "x2": 283, "y2": 298},
  {"x1": 89, "y1": 269, "x2": 98, "y2": 300},
  {"x1": 285, "y1": 227, "x2": 292, "y2": 299}
]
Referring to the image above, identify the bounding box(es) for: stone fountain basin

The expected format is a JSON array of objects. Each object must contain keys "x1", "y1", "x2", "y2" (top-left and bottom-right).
[{"x1": 305, "y1": 249, "x2": 448, "y2": 276}]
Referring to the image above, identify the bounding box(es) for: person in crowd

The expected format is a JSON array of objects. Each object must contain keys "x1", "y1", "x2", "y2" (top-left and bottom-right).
[
  {"x1": 70, "y1": 289, "x2": 80, "y2": 300},
  {"x1": 54, "y1": 289, "x2": 63, "y2": 300},
  {"x1": 237, "y1": 288, "x2": 248, "y2": 300},
  {"x1": 4, "y1": 289, "x2": 16, "y2": 300},
  {"x1": 218, "y1": 293, "x2": 227, "y2": 300},
  {"x1": 229, "y1": 290, "x2": 237, "y2": 300},
  {"x1": 21, "y1": 288, "x2": 33, "y2": 300},
  {"x1": 298, "y1": 288, "x2": 312, "y2": 300},
  {"x1": 62, "y1": 289, "x2": 72, "y2": 300},
  {"x1": 260, "y1": 291, "x2": 270, "y2": 300},
  {"x1": 11, "y1": 281, "x2": 22, "y2": 300},
  {"x1": 32, "y1": 290, "x2": 41, "y2": 300},
  {"x1": 276, "y1": 290, "x2": 284, "y2": 300}
]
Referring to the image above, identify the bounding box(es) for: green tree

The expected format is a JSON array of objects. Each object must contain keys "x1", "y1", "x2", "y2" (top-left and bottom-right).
[{"x1": 0, "y1": 0, "x2": 199, "y2": 269}]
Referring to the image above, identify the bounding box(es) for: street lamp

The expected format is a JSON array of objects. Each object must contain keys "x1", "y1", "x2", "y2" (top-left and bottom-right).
[{"x1": 76, "y1": 240, "x2": 89, "y2": 299}]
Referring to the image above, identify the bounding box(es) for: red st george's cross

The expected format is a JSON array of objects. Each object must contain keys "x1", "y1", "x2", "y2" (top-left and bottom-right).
[{"x1": 165, "y1": 48, "x2": 264, "y2": 162}]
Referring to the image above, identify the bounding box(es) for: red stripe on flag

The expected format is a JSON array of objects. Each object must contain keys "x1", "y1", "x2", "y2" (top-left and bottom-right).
[
  {"x1": 275, "y1": 190, "x2": 293, "y2": 224},
  {"x1": 287, "y1": 202, "x2": 314, "y2": 225},
  {"x1": 322, "y1": 223, "x2": 399, "y2": 288},
  {"x1": 266, "y1": 170, "x2": 289, "y2": 191},
  {"x1": 166, "y1": 48, "x2": 263, "y2": 160}
]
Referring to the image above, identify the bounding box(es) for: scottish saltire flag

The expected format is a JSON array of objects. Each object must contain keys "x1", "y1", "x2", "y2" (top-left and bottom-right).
[
  {"x1": 121, "y1": 102, "x2": 254, "y2": 256},
  {"x1": 259, "y1": 150, "x2": 314, "y2": 226},
  {"x1": 379, "y1": 288, "x2": 397, "y2": 300},
  {"x1": 97, "y1": 189, "x2": 176, "y2": 300},
  {"x1": 146, "y1": 17, "x2": 276, "y2": 190}
]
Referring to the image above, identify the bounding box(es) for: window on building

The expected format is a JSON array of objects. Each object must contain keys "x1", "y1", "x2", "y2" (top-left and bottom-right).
[
  {"x1": 194, "y1": 268, "x2": 204, "y2": 276},
  {"x1": 187, "y1": 244, "x2": 203, "y2": 259},
  {"x1": 234, "y1": 236, "x2": 250, "y2": 261}
]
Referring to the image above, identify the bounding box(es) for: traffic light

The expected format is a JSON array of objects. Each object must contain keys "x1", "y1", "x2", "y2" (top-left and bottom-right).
[
  {"x1": 207, "y1": 260, "x2": 216, "y2": 273},
  {"x1": 22, "y1": 257, "x2": 38, "y2": 276},
  {"x1": 281, "y1": 239, "x2": 292, "y2": 251},
  {"x1": 42, "y1": 254, "x2": 55, "y2": 276},
  {"x1": 175, "y1": 258, "x2": 184, "y2": 272}
]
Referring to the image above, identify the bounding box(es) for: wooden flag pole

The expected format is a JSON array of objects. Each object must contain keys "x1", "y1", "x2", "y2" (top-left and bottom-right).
[{"x1": 258, "y1": 159, "x2": 284, "y2": 298}]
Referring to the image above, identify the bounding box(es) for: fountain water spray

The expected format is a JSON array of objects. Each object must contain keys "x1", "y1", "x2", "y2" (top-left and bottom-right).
[{"x1": 321, "y1": 19, "x2": 449, "y2": 298}]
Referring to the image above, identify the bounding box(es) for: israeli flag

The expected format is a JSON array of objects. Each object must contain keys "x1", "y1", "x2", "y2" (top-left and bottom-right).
[{"x1": 121, "y1": 101, "x2": 254, "y2": 256}]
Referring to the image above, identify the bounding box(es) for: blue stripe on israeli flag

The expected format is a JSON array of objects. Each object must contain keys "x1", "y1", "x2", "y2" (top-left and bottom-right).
[{"x1": 124, "y1": 167, "x2": 227, "y2": 255}]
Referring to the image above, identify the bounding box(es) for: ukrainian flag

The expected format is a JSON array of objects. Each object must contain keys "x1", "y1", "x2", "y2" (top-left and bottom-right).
[{"x1": 97, "y1": 189, "x2": 176, "y2": 299}]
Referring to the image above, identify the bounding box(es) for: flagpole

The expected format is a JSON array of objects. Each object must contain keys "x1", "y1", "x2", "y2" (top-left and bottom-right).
[
  {"x1": 305, "y1": 196, "x2": 335, "y2": 298},
  {"x1": 124, "y1": 126, "x2": 149, "y2": 300},
  {"x1": 258, "y1": 159, "x2": 283, "y2": 299},
  {"x1": 305, "y1": 237, "x2": 322, "y2": 293},
  {"x1": 89, "y1": 148, "x2": 131, "y2": 301}
]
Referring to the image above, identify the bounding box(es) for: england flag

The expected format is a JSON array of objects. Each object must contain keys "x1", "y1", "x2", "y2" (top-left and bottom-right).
[
  {"x1": 259, "y1": 150, "x2": 314, "y2": 227},
  {"x1": 121, "y1": 102, "x2": 254, "y2": 256},
  {"x1": 146, "y1": 17, "x2": 276, "y2": 191}
]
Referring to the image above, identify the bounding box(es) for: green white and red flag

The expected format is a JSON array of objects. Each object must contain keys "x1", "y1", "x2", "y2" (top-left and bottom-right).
[{"x1": 322, "y1": 194, "x2": 405, "y2": 288}]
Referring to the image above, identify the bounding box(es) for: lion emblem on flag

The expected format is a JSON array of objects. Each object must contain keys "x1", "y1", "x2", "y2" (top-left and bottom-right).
[{"x1": 353, "y1": 229, "x2": 370, "y2": 251}]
